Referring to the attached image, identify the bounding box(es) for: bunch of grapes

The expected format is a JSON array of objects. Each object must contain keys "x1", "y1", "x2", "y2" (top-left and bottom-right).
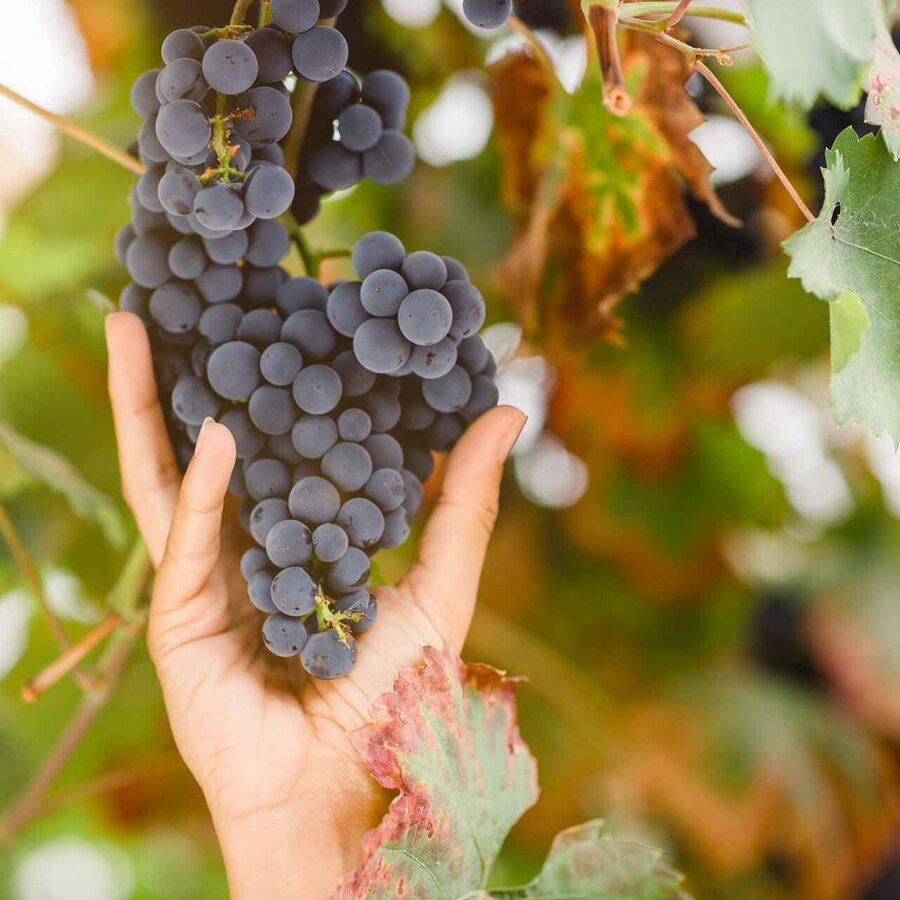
[{"x1": 116, "y1": 4, "x2": 498, "y2": 680}]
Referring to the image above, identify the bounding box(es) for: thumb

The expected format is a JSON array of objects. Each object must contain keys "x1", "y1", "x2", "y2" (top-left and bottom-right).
[{"x1": 402, "y1": 405, "x2": 526, "y2": 652}]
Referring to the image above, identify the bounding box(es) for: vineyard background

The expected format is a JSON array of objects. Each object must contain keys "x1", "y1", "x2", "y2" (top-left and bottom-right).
[{"x1": 0, "y1": 0, "x2": 899, "y2": 898}]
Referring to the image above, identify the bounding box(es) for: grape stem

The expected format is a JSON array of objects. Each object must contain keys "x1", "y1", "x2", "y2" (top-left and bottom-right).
[
  {"x1": 21, "y1": 613, "x2": 120, "y2": 703},
  {"x1": 620, "y1": 2, "x2": 747, "y2": 26},
  {"x1": 0, "y1": 83, "x2": 145, "y2": 176},
  {"x1": 0, "y1": 500, "x2": 99, "y2": 693},
  {"x1": 230, "y1": 0, "x2": 256, "y2": 26},
  {"x1": 693, "y1": 61, "x2": 815, "y2": 223}
]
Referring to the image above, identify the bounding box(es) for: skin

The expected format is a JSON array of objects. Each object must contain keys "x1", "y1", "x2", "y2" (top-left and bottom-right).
[{"x1": 105, "y1": 312, "x2": 526, "y2": 899}]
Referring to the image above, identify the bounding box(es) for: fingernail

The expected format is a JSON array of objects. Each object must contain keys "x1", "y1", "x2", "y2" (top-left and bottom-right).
[
  {"x1": 497, "y1": 411, "x2": 527, "y2": 463},
  {"x1": 196, "y1": 417, "x2": 215, "y2": 454}
]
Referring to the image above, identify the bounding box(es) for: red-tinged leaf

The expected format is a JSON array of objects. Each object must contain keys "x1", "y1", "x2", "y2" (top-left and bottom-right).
[
  {"x1": 865, "y1": 22, "x2": 900, "y2": 161},
  {"x1": 492, "y1": 820, "x2": 690, "y2": 899},
  {"x1": 331, "y1": 646, "x2": 539, "y2": 899}
]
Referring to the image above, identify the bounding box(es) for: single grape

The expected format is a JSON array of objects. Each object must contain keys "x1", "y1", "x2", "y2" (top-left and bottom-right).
[
  {"x1": 379, "y1": 507, "x2": 411, "y2": 549},
  {"x1": 456, "y1": 334, "x2": 490, "y2": 374},
  {"x1": 245, "y1": 26, "x2": 294, "y2": 82},
  {"x1": 271, "y1": 565, "x2": 317, "y2": 617},
  {"x1": 260, "y1": 341, "x2": 303, "y2": 386},
  {"x1": 426, "y1": 412, "x2": 465, "y2": 452},
  {"x1": 120, "y1": 284, "x2": 151, "y2": 321},
  {"x1": 193, "y1": 183, "x2": 244, "y2": 232},
  {"x1": 361, "y1": 130, "x2": 415, "y2": 185},
  {"x1": 337, "y1": 408, "x2": 372, "y2": 443},
  {"x1": 353, "y1": 318, "x2": 411, "y2": 374},
  {"x1": 202, "y1": 39, "x2": 259, "y2": 95},
  {"x1": 137, "y1": 166, "x2": 165, "y2": 213},
  {"x1": 462, "y1": 0, "x2": 513, "y2": 28},
  {"x1": 398, "y1": 289, "x2": 453, "y2": 346},
  {"x1": 307, "y1": 141, "x2": 362, "y2": 191},
  {"x1": 270, "y1": 0, "x2": 320, "y2": 33},
  {"x1": 281, "y1": 309, "x2": 337, "y2": 360},
  {"x1": 204, "y1": 230, "x2": 249, "y2": 265},
  {"x1": 263, "y1": 613, "x2": 309, "y2": 657},
  {"x1": 249, "y1": 497, "x2": 291, "y2": 546},
  {"x1": 422, "y1": 366, "x2": 473, "y2": 413},
  {"x1": 314, "y1": 68, "x2": 361, "y2": 117},
  {"x1": 360, "y1": 269, "x2": 408, "y2": 317},
  {"x1": 126, "y1": 234, "x2": 172, "y2": 289},
  {"x1": 150, "y1": 283, "x2": 202, "y2": 334},
  {"x1": 266, "y1": 519, "x2": 314, "y2": 567},
  {"x1": 138, "y1": 117, "x2": 170, "y2": 164},
  {"x1": 291, "y1": 414, "x2": 338, "y2": 459},
  {"x1": 157, "y1": 58, "x2": 208, "y2": 103},
  {"x1": 364, "y1": 433, "x2": 404, "y2": 471},
  {"x1": 301, "y1": 630, "x2": 357, "y2": 679},
  {"x1": 269, "y1": 431, "x2": 304, "y2": 464},
  {"x1": 312, "y1": 522, "x2": 349, "y2": 563},
  {"x1": 196, "y1": 263, "x2": 244, "y2": 303},
  {"x1": 352, "y1": 231, "x2": 406, "y2": 279},
  {"x1": 364, "y1": 468, "x2": 405, "y2": 512},
  {"x1": 114, "y1": 224, "x2": 135, "y2": 266},
  {"x1": 241, "y1": 546, "x2": 270, "y2": 581},
  {"x1": 220, "y1": 406, "x2": 268, "y2": 458},
  {"x1": 238, "y1": 309, "x2": 284, "y2": 348},
  {"x1": 361, "y1": 70, "x2": 411, "y2": 123},
  {"x1": 443, "y1": 279, "x2": 487, "y2": 339},
  {"x1": 289, "y1": 475, "x2": 342, "y2": 525},
  {"x1": 248, "y1": 570, "x2": 278, "y2": 613},
  {"x1": 401, "y1": 251, "x2": 447, "y2": 291},
  {"x1": 337, "y1": 497, "x2": 384, "y2": 549},
  {"x1": 326, "y1": 281, "x2": 370, "y2": 337},
  {"x1": 338, "y1": 104, "x2": 383, "y2": 153},
  {"x1": 403, "y1": 444, "x2": 435, "y2": 482},
  {"x1": 234, "y1": 86, "x2": 293, "y2": 145},
  {"x1": 292, "y1": 364, "x2": 343, "y2": 415},
  {"x1": 409, "y1": 337, "x2": 458, "y2": 380},
  {"x1": 442, "y1": 255, "x2": 470, "y2": 282},
  {"x1": 245, "y1": 458, "x2": 292, "y2": 501},
  {"x1": 161, "y1": 28, "x2": 206, "y2": 63},
  {"x1": 244, "y1": 163, "x2": 296, "y2": 219},
  {"x1": 277, "y1": 277, "x2": 328, "y2": 315},
  {"x1": 248, "y1": 384, "x2": 297, "y2": 435},
  {"x1": 324, "y1": 547, "x2": 370, "y2": 594},
  {"x1": 292, "y1": 26, "x2": 349, "y2": 83},
  {"x1": 131, "y1": 69, "x2": 163, "y2": 118},
  {"x1": 333, "y1": 350, "x2": 377, "y2": 398},
  {"x1": 172, "y1": 376, "x2": 219, "y2": 425},
  {"x1": 246, "y1": 219, "x2": 291, "y2": 268},
  {"x1": 363, "y1": 390, "x2": 402, "y2": 433},
  {"x1": 169, "y1": 238, "x2": 207, "y2": 279},
  {"x1": 399, "y1": 394, "x2": 436, "y2": 431},
  {"x1": 460, "y1": 375, "x2": 500, "y2": 421},
  {"x1": 207, "y1": 341, "x2": 261, "y2": 401},
  {"x1": 321, "y1": 442, "x2": 373, "y2": 493},
  {"x1": 155, "y1": 99, "x2": 212, "y2": 159}
]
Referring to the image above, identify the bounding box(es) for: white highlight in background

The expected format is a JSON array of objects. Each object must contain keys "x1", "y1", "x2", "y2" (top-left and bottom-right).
[
  {"x1": 413, "y1": 75, "x2": 493, "y2": 167},
  {"x1": 382, "y1": 0, "x2": 441, "y2": 28},
  {"x1": 13, "y1": 838, "x2": 133, "y2": 900},
  {"x1": 0, "y1": 590, "x2": 31, "y2": 681}
]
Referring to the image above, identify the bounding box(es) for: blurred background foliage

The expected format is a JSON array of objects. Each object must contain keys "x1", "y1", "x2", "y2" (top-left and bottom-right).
[{"x1": 0, "y1": 1, "x2": 899, "y2": 898}]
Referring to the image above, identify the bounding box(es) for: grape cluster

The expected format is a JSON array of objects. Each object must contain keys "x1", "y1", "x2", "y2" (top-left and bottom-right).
[
  {"x1": 463, "y1": 0, "x2": 514, "y2": 29},
  {"x1": 117, "y1": 12, "x2": 498, "y2": 680},
  {"x1": 293, "y1": 69, "x2": 414, "y2": 224}
]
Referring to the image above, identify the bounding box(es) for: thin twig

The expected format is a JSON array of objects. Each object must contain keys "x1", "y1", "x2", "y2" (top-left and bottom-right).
[
  {"x1": 620, "y1": 2, "x2": 747, "y2": 25},
  {"x1": 293, "y1": 230, "x2": 319, "y2": 278},
  {"x1": 506, "y1": 17, "x2": 561, "y2": 86},
  {"x1": 22, "y1": 613, "x2": 120, "y2": 703},
  {"x1": 694, "y1": 61, "x2": 815, "y2": 223},
  {"x1": 664, "y1": 0, "x2": 692, "y2": 28},
  {"x1": 620, "y1": 19, "x2": 750, "y2": 59},
  {"x1": 0, "y1": 615, "x2": 147, "y2": 842},
  {"x1": 0, "y1": 83, "x2": 144, "y2": 176},
  {"x1": 0, "y1": 501, "x2": 97, "y2": 691},
  {"x1": 230, "y1": 0, "x2": 256, "y2": 25}
]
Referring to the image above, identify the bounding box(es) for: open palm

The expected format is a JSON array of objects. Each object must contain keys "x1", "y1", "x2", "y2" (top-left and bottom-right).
[{"x1": 105, "y1": 311, "x2": 525, "y2": 898}]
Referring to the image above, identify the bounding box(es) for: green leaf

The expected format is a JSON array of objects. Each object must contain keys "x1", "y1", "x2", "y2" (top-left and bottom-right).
[
  {"x1": 492, "y1": 821, "x2": 688, "y2": 899},
  {"x1": 865, "y1": 21, "x2": 900, "y2": 160},
  {"x1": 0, "y1": 421, "x2": 127, "y2": 547},
  {"x1": 332, "y1": 647, "x2": 539, "y2": 898},
  {"x1": 743, "y1": 0, "x2": 881, "y2": 109},
  {"x1": 784, "y1": 128, "x2": 900, "y2": 442}
]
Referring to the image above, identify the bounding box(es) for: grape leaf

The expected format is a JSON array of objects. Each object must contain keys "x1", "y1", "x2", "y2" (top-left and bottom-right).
[
  {"x1": 490, "y1": 33, "x2": 731, "y2": 344},
  {"x1": 784, "y1": 128, "x2": 900, "y2": 443},
  {"x1": 331, "y1": 647, "x2": 690, "y2": 899},
  {"x1": 743, "y1": 0, "x2": 881, "y2": 109},
  {"x1": 331, "y1": 646, "x2": 539, "y2": 898},
  {"x1": 865, "y1": 21, "x2": 900, "y2": 160},
  {"x1": 491, "y1": 821, "x2": 688, "y2": 900},
  {"x1": 0, "y1": 421, "x2": 127, "y2": 547}
]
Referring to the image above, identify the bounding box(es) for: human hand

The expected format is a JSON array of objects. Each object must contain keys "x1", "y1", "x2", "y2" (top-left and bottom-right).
[{"x1": 105, "y1": 311, "x2": 525, "y2": 899}]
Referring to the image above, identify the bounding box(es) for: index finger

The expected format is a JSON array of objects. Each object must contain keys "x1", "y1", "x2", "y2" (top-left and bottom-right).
[{"x1": 106, "y1": 311, "x2": 180, "y2": 566}]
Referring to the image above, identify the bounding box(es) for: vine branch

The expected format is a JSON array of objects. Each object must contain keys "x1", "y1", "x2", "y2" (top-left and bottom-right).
[
  {"x1": 664, "y1": 0, "x2": 691, "y2": 28},
  {"x1": 0, "y1": 83, "x2": 145, "y2": 176},
  {"x1": 694, "y1": 61, "x2": 815, "y2": 223},
  {"x1": 0, "y1": 500, "x2": 97, "y2": 692},
  {"x1": 230, "y1": 0, "x2": 256, "y2": 25}
]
